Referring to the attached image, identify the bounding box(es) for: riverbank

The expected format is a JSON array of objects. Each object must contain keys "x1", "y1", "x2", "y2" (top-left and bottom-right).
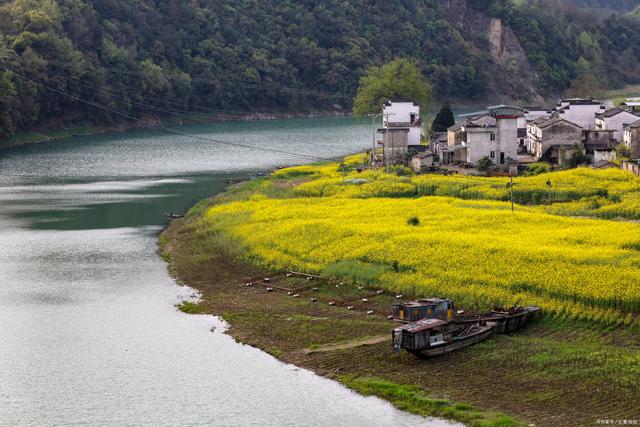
[
  {"x1": 161, "y1": 160, "x2": 640, "y2": 426},
  {"x1": 0, "y1": 110, "x2": 350, "y2": 151},
  {"x1": 160, "y1": 212, "x2": 524, "y2": 427}
]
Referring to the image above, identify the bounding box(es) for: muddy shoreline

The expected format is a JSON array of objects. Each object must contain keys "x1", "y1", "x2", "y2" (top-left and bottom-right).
[{"x1": 160, "y1": 193, "x2": 533, "y2": 426}]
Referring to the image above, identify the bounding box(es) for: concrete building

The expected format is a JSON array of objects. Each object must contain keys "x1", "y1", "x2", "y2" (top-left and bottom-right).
[
  {"x1": 526, "y1": 117, "x2": 583, "y2": 165},
  {"x1": 595, "y1": 107, "x2": 640, "y2": 142},
  {"x1": 553, "y1": 98, "x2": 605, "y2": 129},
  {"x1": 377, "y1": 100, "x2": 424, "y2": 165},
  {"x1": 449, "y1": 107, "x2": 520, "y2": 167},
  {"x1": 623, "y1": 120, "x2": 640, "y2": 159}
]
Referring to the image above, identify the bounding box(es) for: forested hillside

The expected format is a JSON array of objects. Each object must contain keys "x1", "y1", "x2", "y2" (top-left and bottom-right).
[{"x1": 1, "y1": 0, "x2": 640, "y2": 139}]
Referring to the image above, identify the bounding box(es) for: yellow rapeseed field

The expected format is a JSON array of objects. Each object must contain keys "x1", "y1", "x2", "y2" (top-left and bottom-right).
[{"x1": 204, "y1": 160, "x2": 640, "y2": 325}]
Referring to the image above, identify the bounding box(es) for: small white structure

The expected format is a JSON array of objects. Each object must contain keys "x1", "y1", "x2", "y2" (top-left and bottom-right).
[
  {"x1": 411, "y1": 151, "x2": 434, "y2": 172},
  {"x1": 595, "y1": 107, "x2": 640, "y2": 141},
  {"x1": 553, "y1": 98, "x2": 605, "y2": 129},
  {"x1": 382, "y1": 100, "x2": 423, "y2": 146}
]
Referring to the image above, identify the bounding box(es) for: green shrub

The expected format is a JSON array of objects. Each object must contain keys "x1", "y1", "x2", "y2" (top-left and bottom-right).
[
  {"x1": 524, "y1": 162, "x2": 551, "y2": 176},
  {"x1": 407, "y1": 216, "x2": 420, "y2": 226}
]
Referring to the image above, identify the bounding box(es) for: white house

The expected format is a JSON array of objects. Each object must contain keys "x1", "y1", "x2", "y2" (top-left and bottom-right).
[
  {"x1": 583, "y1": 129, "x2": 617, "y2": 164},
  {"x1": 595, "y1": 107, "x2": 640, "y2": 141},
  {"x1": 382, "y1": 100, "x2": 423, "y2": 146},
  {"x1": 553, "y1": 98, "x2": 605, "y2": 129},
  {"x1": 456, "y1": 107, "x2": 520, "y2": 167}
]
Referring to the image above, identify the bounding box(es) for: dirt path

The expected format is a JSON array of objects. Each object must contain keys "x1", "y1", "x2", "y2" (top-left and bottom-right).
[{"x1": 303, "y1": 335, "x2": 389, "y2": 354}]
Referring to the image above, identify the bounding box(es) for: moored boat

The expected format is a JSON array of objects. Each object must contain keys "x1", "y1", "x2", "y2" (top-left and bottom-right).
[
  {"x1": 393, "y1": 318, "x2": 495, "y2": 357},
  {"x1": 452, "y1": 306, "x2": 541, "y2": 334}
]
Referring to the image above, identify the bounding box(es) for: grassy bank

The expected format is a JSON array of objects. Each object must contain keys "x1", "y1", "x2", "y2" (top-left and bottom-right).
[{"x1": 162, "y1": 158, "x2": 640, "y2": 426}]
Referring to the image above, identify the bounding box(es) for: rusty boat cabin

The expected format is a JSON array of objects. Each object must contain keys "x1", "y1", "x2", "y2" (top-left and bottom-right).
[
  {"x1": 394, "y1": 318, "x2": 453, "y2": 351},
  {"x1": 393, "y1": 317, "x2": 495, "y2": 357},
  {"x1": 392, "y1": 298, "x2": 454, "y2": 323}
]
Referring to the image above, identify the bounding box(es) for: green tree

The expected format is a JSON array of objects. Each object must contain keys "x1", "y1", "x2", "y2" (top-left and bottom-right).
[
  {"x1": 352, "y1": 59, "x2": 432, "y2": 117},
  {"x1": 431, "y1": 102, "x2": 455, "y2": 133}
]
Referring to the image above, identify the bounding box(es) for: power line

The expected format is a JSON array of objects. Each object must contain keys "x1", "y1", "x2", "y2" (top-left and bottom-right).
[
  {"x1": 9, "y1": 70, "x2": 337, "y2": 163},
  {"x1": 40, "y1": 66, "x2": 255, "y2": 117}
]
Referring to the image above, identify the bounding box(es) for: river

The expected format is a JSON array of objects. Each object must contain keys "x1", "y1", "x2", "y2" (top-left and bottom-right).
[{"x1": 0, "y1": 117, "x2": 457, "y2": 426}]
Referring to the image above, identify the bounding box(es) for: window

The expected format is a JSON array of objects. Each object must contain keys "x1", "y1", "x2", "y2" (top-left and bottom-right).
[
  {"x1": 490, "y1": 151, "x2": 495, "y2": 159},
  {"x1": 490, "y1": 133, "x2": 496, "y2": 141},
  {"x1": 500, "y1": 152, "x2": 505, "y2": 164}
]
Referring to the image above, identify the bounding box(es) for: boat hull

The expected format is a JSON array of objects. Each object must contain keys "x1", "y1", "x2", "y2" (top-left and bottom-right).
[
  {"x1": 452, "y1": 306, "x2": 541, "y2": 334},
  {"x1": 409, "y1": 325, "x2": 494, "y2": 357}
]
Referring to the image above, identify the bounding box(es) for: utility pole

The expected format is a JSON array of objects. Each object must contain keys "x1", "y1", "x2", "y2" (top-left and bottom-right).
[
  {"x1": 509, "y1": 175, "x2": 515, "y2": 213},
  {"x1": 369, "y1": 113, "x2": 382, "y2": 170}
]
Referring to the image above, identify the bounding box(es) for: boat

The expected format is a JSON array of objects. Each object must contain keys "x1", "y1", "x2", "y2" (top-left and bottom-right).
[
  {"x1": 392, "y1": 297, "x2": 540, "y2": 334},
  {"x1": 452, "y1": 306, "x2": 541, "y2": 334},
  {"x1": 393, "y1": 318, "x2": 495, "y2": 357},
  {"x1": 164, "y1": 212, "x2": 185, "y2": 219}
]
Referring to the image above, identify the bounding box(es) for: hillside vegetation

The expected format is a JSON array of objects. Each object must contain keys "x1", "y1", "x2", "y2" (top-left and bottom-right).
[
  {"x1": 199, "y1": 159, "x2": 640, "y2": 327},
  {"x1": 2, "y1": 0, "x2": 640, "y2": 139}
]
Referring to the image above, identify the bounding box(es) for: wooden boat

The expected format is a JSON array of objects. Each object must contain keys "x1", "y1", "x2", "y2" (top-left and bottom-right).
[
  {"x1": 392, "y1": 298, "x2": 455, "y2": 323},
  {"x1": 164, "y1": 212, "x2": 185, "y2": 219},
  {"x1": 393, "y1": 318, "x2": 495, "y2": 357},
  {"x1": 452, "y1": 306, "x2": 541, "y2": 334}
]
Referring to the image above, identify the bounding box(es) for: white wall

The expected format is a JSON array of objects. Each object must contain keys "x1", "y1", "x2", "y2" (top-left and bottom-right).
[
  {"x1": 597, "y1": 112, "x2": 640, "y2": 141},
  {"x1": 557, "y1": 104, "x2": 604, "y2": 129},
  {"x1": 463, "y1": 118, "x2": 517, "y2": 166},
  {"x1": 524, "y1": 110, "x2": 548, "y2": 122},
  {"x1": 496, "y1": 117, "x2": 518, "y2": 164},
  {"x1": 593, "y1": 149, "x2": 617, "y2": 163},
  {"x1": 383, "y1": 102, "x2": 420, "y2": 126},
  {"x1": 408, "y1": 127, "x2": 422, "y2": 146}
]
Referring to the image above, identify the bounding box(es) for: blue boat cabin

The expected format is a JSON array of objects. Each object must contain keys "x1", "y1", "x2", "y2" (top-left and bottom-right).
[{"x1": 392, "y1": 298, "x2": 454, "y2": 322}]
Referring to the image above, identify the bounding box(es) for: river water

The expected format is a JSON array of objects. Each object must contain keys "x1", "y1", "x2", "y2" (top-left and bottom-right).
[{"x1": 0, "y1": 118, "x2": 456, "y2": 426}]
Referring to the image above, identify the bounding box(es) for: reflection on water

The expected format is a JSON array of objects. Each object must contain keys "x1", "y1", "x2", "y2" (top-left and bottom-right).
[{"x1": 0, "y1": 118, "x2": 457, "y2": 426}]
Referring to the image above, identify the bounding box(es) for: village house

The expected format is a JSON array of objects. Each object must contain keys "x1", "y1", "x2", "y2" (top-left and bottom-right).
[
  {"x1": 583, "y1": 129, "x2": 617, "y2": 163},
  {"x1": 429, "y1": 132, "x2": 447, "y2": 161},
  {"x1": 595, "y1": 107, "x2": 640, "y2": 141},
  {"x1": 620, "y1": 97, "x2": 640, "y2": 113},
  {"x1": 377, "y1": 100, "x2": 424, "y2": 165},
  {"x1": 444, "y1": 107, "x2": 520, "y2": 168},
  {"x1": 553, "y1": 98, "x2": 605, "y2": 129},
  {"x1": 526, "y1": 116, "x2": 583, "y2": 166},
  {"x1": 623, "y1": 120, "x2": 640, "y2": 159}
]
